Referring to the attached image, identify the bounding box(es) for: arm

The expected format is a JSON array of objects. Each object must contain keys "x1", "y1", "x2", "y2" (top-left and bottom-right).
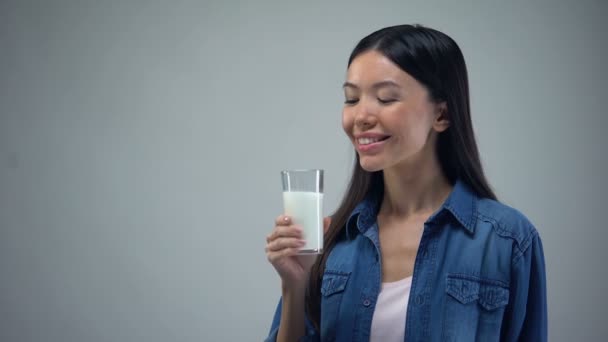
[
  {"x1": 265, "y1": 288, "x2": 319, "y2": 342},
  {"x1": 502, "y1": 230, "x2": 548, "y2": 341},
  {"x1": 265, "y1": 216, "x2": 330, "y2": 341}
]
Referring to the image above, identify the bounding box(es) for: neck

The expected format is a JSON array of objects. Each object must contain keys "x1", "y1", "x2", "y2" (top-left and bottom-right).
[{"x1": 379, "y1": 151, "x2": 453, "y2": 219}]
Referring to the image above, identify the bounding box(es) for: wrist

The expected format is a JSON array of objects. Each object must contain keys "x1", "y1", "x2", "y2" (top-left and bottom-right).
[{"x1": 281, "y1": 281, "x2": 307, "y2": 297}]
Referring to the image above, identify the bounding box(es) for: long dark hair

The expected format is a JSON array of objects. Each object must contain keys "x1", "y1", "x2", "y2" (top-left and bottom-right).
[{"x1": 305, "y1": 24, "x2": 497, "y2": 329}]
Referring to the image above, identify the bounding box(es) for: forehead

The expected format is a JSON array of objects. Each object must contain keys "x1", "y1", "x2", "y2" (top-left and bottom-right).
[{"x1": 346, "y1": 50, "x2": 417, "y2": 88}]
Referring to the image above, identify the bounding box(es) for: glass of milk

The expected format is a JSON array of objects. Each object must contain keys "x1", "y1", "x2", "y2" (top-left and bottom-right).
[{"x1": 281, "y1": 169, "x2": 324, "y2": 254}]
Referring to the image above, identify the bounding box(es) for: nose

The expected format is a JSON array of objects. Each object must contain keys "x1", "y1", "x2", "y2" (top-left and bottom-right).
[{"x1": 354, "y1": 99, "x2": 378, "y2": 130}]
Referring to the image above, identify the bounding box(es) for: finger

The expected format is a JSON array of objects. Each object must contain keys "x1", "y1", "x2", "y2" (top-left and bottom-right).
[
  {"x1": 267, "y1": 247, "x2": 300, "y2": 263},
  {"x1": 279, "y1": 246, "x2": 301, "y2": 259},
  {"x1": 266, "y1": 237, "x2": 306, "y2": 253},
  {"x1": 275, "y1": 215, "x2": 292, "y2": 226},
  {"x1": 267, "y1": 225, "x2": 302, "y2": 243},
  {"x1": 267, "y1": 224, "x2": 302, "y2": 243},
  {"x1": 323, "y1": 216, "x2": 332, "y2": 234}
]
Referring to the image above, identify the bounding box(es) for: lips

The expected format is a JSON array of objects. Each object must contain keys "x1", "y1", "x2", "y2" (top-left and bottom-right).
[
  {"x1": 357, "y1": 136, "x2": 390, "y2": 145},
  {"x1": 355, "y1": 134, "x2": 390, "y2": 153}
]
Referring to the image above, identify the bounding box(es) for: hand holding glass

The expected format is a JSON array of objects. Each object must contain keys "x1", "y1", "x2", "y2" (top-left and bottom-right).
[{"x1": 281, "y1": 169, "x2": 324, "y2": 254}]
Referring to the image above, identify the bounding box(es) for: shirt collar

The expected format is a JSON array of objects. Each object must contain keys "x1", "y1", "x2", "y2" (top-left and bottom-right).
[
  {"x1": 345, "y1": 187, "x2": 382, "y2": 240},
  {"x1": 345, "y1": 179, "x2": 478, "y2": 239},
  {"x1": 428, "y1": 179, "x2": 478, "y2": 233}
]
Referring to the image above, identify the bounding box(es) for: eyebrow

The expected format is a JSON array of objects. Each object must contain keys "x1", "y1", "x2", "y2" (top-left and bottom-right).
[{"x1": 342, "y1": 80, "x2": 401, "y2": 90}]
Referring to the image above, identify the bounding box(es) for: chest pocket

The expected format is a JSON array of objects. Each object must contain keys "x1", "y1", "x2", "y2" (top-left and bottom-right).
[
  {"x1": 320, "y1": 270, "x2": 350, "y2": 341},
  {"x1": 321, "y1": 271, "x2": 349, "y2": 296},
  {"x1": 443, "y1": 274, "x2": 509, "y2": 342}
]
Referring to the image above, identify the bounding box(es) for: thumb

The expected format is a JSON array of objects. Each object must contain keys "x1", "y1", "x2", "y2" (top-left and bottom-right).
[{"x1": 323, "y1": 216, "x2": 332, "y2": 234}]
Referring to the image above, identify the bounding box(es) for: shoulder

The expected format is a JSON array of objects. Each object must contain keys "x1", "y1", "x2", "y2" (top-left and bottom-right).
[{"x1": 475, "y1": 198, "x2": 540, "y2": 255}]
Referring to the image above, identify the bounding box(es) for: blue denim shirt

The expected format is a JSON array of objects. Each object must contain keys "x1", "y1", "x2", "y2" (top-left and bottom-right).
[{"x1": 266, "y1": 180, "x2": 547, "y2": 341}]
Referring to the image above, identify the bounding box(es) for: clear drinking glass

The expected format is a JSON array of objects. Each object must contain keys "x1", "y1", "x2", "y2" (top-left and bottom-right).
[{"x1": 281, "y1": 169, "x2": 324, "y2": 254}]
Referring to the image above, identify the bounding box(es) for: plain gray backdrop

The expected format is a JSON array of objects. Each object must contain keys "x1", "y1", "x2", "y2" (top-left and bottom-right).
[{"x1": 1, "y1": 0, "x2": 606, "y2": 341}]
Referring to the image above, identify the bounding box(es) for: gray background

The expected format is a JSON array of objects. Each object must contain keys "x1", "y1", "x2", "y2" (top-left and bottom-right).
[{"x1": 0, "y1": 0, "x2": 606, "y2": 341}]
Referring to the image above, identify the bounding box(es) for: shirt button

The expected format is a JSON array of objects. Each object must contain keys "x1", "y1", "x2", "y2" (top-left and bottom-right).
[
  {"x1": 415, "y1": 295, "x2": 424, "y2": 305},
  {"x1": 363, "y1": 299, "x2": 371, "y2": 307}
]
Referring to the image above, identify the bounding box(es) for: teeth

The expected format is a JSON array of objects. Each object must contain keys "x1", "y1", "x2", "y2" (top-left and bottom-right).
[{"x1": 358, "y1": 137, "x2": 382, "y2": 145}]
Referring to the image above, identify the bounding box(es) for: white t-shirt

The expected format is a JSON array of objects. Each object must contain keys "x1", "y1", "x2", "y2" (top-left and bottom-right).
[{"x1": 370, "y1": 276, "x2": 413, "y2": 342}]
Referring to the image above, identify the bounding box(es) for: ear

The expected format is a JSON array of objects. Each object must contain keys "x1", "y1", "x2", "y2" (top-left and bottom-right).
[{"x1": 433, "y1": 102, "x2": 450, "y2": 133}]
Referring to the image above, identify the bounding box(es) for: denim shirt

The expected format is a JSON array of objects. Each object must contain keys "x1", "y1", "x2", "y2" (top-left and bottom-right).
[{"x1": 266, "y1": 180, "x2": 547, "y2": 342}]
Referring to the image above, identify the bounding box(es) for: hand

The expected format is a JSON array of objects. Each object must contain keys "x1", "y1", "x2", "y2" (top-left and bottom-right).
[{"x1": 265, "y1": 215, "x2": 331, "y2": 290}]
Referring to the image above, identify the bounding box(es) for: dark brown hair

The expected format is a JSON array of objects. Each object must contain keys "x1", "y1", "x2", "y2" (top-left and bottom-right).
[{"x1": 305, "y1": 24, "x2": 497, "y2": 329}]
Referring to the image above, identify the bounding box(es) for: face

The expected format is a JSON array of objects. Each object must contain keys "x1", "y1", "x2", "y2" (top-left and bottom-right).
[{"x1": 342, "y1": 50, "x2": 449, "y2": 172}]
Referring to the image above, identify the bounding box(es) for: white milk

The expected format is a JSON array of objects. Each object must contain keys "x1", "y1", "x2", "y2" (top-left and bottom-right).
[{"x1": 282, "y1": 191, "x2": 324, "y2": 253}]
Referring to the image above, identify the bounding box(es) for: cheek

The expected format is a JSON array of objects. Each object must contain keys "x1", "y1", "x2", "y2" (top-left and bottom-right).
[
  {"x1": 341, "y1": 110, "x2": 354, "y2": 136},
  {"x1": 388, "y1": 112, "x2": 428, "y2": 146}
]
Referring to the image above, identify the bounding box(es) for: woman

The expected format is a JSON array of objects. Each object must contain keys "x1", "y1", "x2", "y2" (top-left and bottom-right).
[{"x1": 264, "y1": 24, "x2": 547, "y2": 342}]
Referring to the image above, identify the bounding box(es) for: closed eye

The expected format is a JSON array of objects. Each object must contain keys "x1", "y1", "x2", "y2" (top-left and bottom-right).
[
  {"x1": 344, "y1": 98, "x2": 359, "y2": 105},
  {"x1": 378, "y1": 98, "x2": 397, "y2": 104}
]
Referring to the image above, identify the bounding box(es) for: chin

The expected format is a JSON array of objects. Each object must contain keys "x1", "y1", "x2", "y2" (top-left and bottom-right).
[{"x1": 359, "y1": 158, "x2": 385, "y2": 173}]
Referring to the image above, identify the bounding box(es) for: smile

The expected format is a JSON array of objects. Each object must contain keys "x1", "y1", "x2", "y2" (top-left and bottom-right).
[
  {"x1": 356, "y1": 136, "x2": 390, "y2": 153},
  {"x1": 357, "y1": 137, "x2": 389, "y2": 145}
]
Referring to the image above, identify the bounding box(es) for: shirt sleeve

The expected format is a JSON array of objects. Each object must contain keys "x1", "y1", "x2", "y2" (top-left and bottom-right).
[
  {"x1": 264, "y1": 297, "x2": 320, "y2": 342},
  {"x1": 502, "y1": 229, "x2": 548, "y2": 342}
]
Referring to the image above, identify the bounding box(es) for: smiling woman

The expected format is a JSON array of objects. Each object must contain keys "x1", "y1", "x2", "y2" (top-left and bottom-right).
[
  {"x1": 264, "y1": 24, "x2": 547, "y2": 342},
  {"x1": 342, "y1": 50, "x2": 449, "y2": 172}
]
